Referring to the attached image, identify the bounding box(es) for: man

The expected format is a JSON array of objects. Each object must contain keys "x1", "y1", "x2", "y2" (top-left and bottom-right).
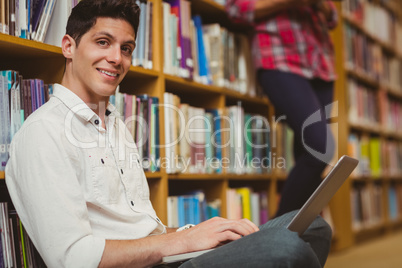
[{"x1": 5, "y1": 0, "x2": 332, "y2": 267}]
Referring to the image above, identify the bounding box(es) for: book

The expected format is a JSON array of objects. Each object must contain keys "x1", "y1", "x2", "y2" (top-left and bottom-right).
[
  {"x1": 151, "y1": 96, "x2": 160, "y2": 172},
  {"x1": 34, "y1": 0, "x2": 56, "y2": 42},
  {"x1": 0, "y1": 72, "x2": 11, "y2": 171},
  {"x1": 9, "y1": 0, "x2": 16, "y2": 36},
  {"x1": 235, "y1": 187, "x2": 252, "y2": 221},
  {"x1": 192, "y1": 15, "x2": 211, "y2": 84},
  {"x1": 135, "y1": 0, "x2": 147, "y2": 67},
  {"x1": 162, "y1": 2, "x2": 172, "y2": 74},
  {"x1": 30, "y1": 0, "x2": 47, "y2": 38},
  {"x1": 206, "y1": 109, "x2": 222, "y2": 174},
  {"x1": 43, "y1": 0, "x2": 72, "y2": 46},
  {"x1": 202, "y1": 23, "x2": 223, "y2": 87}
]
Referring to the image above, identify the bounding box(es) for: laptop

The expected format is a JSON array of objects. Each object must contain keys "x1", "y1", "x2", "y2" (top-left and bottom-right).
[{"x1": 160, "y1": 155, "x2": 359, "y2": 265}]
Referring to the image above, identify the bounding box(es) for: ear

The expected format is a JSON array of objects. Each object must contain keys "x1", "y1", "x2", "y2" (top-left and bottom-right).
[{"x1": 61, "y1": 34, "x2": 76, "y2": 59}]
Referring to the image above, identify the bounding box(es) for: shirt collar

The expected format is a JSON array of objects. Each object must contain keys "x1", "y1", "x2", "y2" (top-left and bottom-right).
[{"x1": 52, "y1": 83, "x2": 118, "y2": 123}]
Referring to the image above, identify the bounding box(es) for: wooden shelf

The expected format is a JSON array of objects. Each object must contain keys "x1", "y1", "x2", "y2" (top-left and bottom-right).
[
  {"x1": 164, "y1": 74, "x2": 224, "y2": 95},
  {"x1": 223, "y1": 89, "x2": 270, "y2": 106},
  {"x1": 351, "y1": 175, "x2": 382, "y2": 182},
  {"x1": 227, "y1": 173, "x2": 272, "y2": 180},
  {"x1": 387, "y1": 87, "x2": 402, "y2": 101},
  {"x1": 0, "y1": 33, "x2": 62, "y2": 59},
  {"x1": 168, "y1": 173, "x2": 226, "y2": 180},
  {"x1": 168, "y1": 172, "x2": 273, "y2": 181},
  {"x1": 345, "y1": 65, "x2": 381, "y2": 89},
  {"x1": 348, "y1": 122, "x2": 382, "y2": 134},
  {"x1": 354, "y1": 223, "x2": 387, "y2": 242},
  {"x1": 145, "y1": 172, "x2": 163, "y2": 179}
]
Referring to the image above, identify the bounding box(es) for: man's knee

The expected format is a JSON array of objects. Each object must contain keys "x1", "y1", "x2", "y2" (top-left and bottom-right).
[
  {"x1": 305, "y1": 216, "x2": 333, "y2": 241},
  {"x1": 300, "y1": 216, "x2": 333, "y2": 266},
  {"x1": 256, "y1": 227, "x2": 322, "y2": 267}
]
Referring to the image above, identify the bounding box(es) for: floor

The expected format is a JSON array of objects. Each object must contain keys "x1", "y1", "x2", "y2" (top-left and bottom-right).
[{"x1": 325, "y1": 230, "x2": 402, "y2": 268}]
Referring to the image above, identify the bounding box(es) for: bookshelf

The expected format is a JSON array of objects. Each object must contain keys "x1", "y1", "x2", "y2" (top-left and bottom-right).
[
  {"x1": 330, "y1": 0, "x2": 402, "y2": 250},
  {"x1": 4, "y1": 0, "x2": 401, "y2": 257}
]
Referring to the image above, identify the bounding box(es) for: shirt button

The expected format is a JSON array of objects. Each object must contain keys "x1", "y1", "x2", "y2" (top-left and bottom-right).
[
  {"x1": 131, "y1": 201, "x2": 134, "y2": 206},
  {"x1": 94, "y1": 119, "x2": 99, "y2": 125}
]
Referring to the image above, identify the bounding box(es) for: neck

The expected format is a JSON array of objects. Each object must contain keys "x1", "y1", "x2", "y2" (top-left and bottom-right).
[{"x1": 60, "y1": 77, "x2": 110, "y2": 129}]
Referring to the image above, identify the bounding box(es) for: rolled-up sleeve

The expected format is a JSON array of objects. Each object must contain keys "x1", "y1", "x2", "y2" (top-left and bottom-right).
[
  {"x1": 5, "y1": 120, "x2": 105, "y2": 268},
  {"x1": 225, "y1": 0, "x2": 257, "y2": 23}
]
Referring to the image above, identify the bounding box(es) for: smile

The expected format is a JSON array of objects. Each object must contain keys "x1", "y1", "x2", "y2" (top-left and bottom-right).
[{"x1": 98, "y1": 69, "x2": 118, "y2": 77}]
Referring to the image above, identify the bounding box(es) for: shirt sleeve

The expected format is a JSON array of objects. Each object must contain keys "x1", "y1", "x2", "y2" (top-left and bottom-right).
[
  {"x1": 5, "y1": 119, "x2": 105, "y2": 268},
  {"x1": 225, "y1": 0, "x2": 257, "y2": 23}
]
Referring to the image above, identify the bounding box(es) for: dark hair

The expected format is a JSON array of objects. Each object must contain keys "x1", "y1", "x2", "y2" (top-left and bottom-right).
[{"x1": 66, "y1": 0, "x2": 140, "y2": 46}]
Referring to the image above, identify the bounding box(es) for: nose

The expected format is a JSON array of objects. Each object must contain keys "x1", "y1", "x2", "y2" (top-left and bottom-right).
[{"x1": 106, "y1": 46, "x2": 122, "y2": 65}]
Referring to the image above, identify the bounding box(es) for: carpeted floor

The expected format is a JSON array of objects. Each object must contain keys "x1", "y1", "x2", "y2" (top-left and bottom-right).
[{"x1": 325, "y1": 230, "x2": 402, "y2": 268}]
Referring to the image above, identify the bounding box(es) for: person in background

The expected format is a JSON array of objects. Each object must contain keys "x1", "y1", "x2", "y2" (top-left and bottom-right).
[
  {"x1": 226, "y1": 0, "x2": 338, "y2": 217},
  {"x1": 6, "y1": 0, "x2": 332, "y2": 267}
]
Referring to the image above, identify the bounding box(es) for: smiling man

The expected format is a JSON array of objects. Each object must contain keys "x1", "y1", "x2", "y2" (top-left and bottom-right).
[{"x1": 5, "y1": 0, "x2": 333, "y2": 267}]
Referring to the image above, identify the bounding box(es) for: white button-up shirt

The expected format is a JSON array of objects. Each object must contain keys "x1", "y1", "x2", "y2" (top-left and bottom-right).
[{"x1": 5, "y1": 84, "x2": 166, "y2": 267}]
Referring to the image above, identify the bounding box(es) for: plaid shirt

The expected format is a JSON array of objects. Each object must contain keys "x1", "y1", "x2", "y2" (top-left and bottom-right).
[{"x1": 226, "y1": 0, "x2": 338, "y2": 81}]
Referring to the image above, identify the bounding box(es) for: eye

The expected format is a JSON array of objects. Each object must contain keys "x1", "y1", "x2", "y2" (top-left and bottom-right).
[
  {"x1": 122, "y1": 45, "x2": 134, "y2": 56},
  {"x1": 97, "y1": 40, "x2": 109, "y2": 47}
]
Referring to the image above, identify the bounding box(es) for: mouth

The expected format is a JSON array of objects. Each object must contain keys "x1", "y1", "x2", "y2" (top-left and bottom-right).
[{"x1": 97, "y1": 68, "x2": 119, "y2": 78}]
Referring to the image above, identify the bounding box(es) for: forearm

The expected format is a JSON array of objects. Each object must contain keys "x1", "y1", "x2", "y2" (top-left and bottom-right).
[
  {"x1": 99, "y1": 217, "x2": 260, "y2": 267},
  {"x1": 99, "y1": 232, "x2": 186, "y2": 268}
]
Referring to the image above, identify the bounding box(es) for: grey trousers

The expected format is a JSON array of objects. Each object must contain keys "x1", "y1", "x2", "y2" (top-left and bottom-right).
[{"x1": 180, "y1": 210, "x2": 332, "y2": 268}]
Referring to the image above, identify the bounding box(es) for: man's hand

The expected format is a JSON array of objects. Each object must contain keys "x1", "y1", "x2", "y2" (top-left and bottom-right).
[
  {"x1": 314, "y1": 0, "x2": 334, "y2": 21},
  {"x1": 177, "y1": 217, "x2": 260, "y2": 252}
]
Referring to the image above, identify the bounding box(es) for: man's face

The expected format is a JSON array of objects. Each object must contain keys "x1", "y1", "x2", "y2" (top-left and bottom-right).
[{"x1": 66, "y1": 17, "x2": 136, "y2": 104}]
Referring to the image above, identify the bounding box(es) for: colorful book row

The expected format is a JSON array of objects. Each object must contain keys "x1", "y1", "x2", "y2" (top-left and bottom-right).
[
  {"x1": 167, "y1": 190, "x2": 221, "y2": 227},
  {"x1": 0, "y1": 70, "x2": 52, "y2": 171},
  {"x1": 0, "y1": 0, "x2": 79, "y2": 45},
  {"x1": 132, "y1": 0, "x2": 153, "y2": 69},
  {"x1": 110, "y1": 90, "x2": 160, "y2": 172},
  {"x1": 162, "y1": 0, "x2": 256, "y2": 96},
  {"x1": 344, "y1": 21, "x2": 402, "y2": 93},
  {"x1": 342, "y1": 0, "x2": 402, "y2": 51},
  {"x1": 226, "y1": 187, "x2": 269, "y2": 226},
  {"x1": 348, "y1": 133, "x2": 402, "y2": 178},
  {"x1": 350, "y1": 183, "x2": 383, "y2": 231},
  {"x1": 0, "y1": 202, "x2": 46, "y2": 268},
  {"x1": 347, "y1": 78, "x2": 380, "y2": 128},
  {"x1": 351, "y1": 182, "x2": 402, "y2": 231},
  {"x1": 163, "y1": 92, "x2": 272, "y2": 175}
]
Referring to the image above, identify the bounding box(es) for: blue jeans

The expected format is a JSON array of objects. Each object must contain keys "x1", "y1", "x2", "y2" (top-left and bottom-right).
[
  {"x1": 180, "y1": 210, "x2": 332, "y2": 268},
  {"x1": 257, "y1": 69, "x2": 335, "y2": 217}
]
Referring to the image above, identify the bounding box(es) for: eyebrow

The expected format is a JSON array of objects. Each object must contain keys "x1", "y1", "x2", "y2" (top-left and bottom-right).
[{"x1": 93, "y1": 31, "x2": 136, "y2": 46}]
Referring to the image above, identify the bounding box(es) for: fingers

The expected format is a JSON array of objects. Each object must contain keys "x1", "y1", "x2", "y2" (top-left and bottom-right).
[
  {"x1": 241, "y1": 218, "x2": 260, "y2": 232},
  {"x1": 212, "y1": 218, "x2": 259, "y2": 238},
  {"x1": 216, "y1": 230, "x2": 243, "y2": 242}
]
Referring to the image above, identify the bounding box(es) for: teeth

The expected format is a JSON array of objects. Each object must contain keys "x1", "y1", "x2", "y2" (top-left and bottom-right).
[{"x1": 99, "y1": 69, "x2": 117, "y2": 77}]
